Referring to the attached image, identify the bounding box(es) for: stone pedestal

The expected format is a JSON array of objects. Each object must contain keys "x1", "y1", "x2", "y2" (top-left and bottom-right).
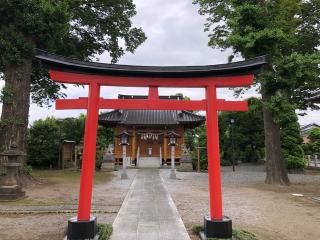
[
  {"x1": 0, "y1": 161, "x2": 25, "y2": 200},
  {"x1": 0, "y1": 185, "x2": 25, "y2": 200},
  {"x1": 179, "y1": 155, "x2": 193, "y2": 172},
  {"x1": 100, "y1": 154, "x2": 115, "y2": 172}
]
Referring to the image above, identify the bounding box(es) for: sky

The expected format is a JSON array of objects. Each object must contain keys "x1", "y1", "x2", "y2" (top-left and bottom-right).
[{"x1": 0, "y1": 0, "x2": 318, "y2": 126}]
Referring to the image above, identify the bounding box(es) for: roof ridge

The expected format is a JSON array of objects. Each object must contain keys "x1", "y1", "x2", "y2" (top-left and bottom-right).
[
  {"x1": 36, "y1": 49, "x2": 267, "y2": 78},
  {"x1": 182, "y1": 110, "x2": 205, "y2": 118}
]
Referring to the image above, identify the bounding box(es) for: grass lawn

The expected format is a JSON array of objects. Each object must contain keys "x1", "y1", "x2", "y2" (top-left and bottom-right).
[
  {"x1": 192, "y1": 225, "x2": 258, "y2": 240},
  {"x1": 1, "y1": 169, "x2": 113, "y2": 206},
  {"x1": 32, "y1": 169, "x2": 113, "y2": 184}
]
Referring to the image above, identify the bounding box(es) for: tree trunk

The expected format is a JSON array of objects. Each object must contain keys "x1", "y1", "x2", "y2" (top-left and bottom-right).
[
  {"x1": 0, "y1": 58, "x2": 32, "y2": 161},
  {"x1": 262, "y1": 91, "x2": 290, "y2": 185}
]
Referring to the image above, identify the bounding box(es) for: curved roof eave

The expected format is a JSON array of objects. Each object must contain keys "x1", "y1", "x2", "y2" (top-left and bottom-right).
[{"x1": 35, "y1": 49, "x2": 267, "y2": 78}]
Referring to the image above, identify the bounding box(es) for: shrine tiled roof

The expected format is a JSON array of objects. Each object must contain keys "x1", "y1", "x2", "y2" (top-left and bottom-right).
[
  {"x1": 99, "y1": 109, "x2": 205, "y2": 127},
  {"x1": 99, "y1": 95, "x2": 205, "y2": 128}
]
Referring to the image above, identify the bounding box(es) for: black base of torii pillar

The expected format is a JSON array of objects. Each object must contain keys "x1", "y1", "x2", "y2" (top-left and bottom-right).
[
  {"x1": 67, "y1": 217, "x2": 98, "y2": 240},
  {"x1": 200, "y1": 215, "x2": 232, "y2": 239}
]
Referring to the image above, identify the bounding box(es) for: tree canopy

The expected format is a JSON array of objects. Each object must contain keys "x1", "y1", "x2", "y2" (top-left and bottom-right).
[
  {"x1": 194, "y1": 0, "x2": 320, "y2": 184},
  {"x1": 0, "y1": 1, "x2": 146, "y2": 160},
  {"x1": 218, "y1": 98, "x2": 265, "y2": 165},
  {"x1": 0, "y1": 0, "x2": 146, "y2": 105},
  {"x1": 194, "y1": 0, "x2": 319, "y2": 106}
]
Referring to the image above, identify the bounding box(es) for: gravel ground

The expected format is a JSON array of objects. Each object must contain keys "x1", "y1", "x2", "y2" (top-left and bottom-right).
[
  {"x1": 1, "y1": 166, "x2": 320, "y2": 240},
  {"x1": 0, "y1": 169, "x2": 137, "y2": 240},
  {"x1": 161, "y1": 164, "x2": 320, "y2": 240}
]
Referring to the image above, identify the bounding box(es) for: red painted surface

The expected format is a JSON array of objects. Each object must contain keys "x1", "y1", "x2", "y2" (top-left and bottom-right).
[
  {"x1": 148, "y1": 86, "x2": 159, "y2": 100},
  {"x1": 51, "y1": 70, "x2": 253, "y2": 223},
  {"x1": 56, "y1": 98, "x2": 248, "y2": 112},
  {"x1": 77, "y1": 83, "x2": 100, "y2": 221},
  {"x1": 206, "y1": 85, "x2": 223, "y2": 220},
  {"x1": 56, "y1": 98, "x2": 88, "y2": 109},
  {"x1": 56, "y1": 98, "x2": 207, "y2": 110},
  {"x1": 49, "y1": 70, "x2": 254, "y2": 87}
]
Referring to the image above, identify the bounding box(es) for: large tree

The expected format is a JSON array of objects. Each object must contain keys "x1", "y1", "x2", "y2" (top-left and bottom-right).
[
  {"x1": 0, "y1": 1, "x2": 146, "y2": 157},
  {"x1": 218, "y1": 98, "x2": 265, "y2": 165},
  {"x1": 194, "y1": 0, "x2": 320, "y2": 185}
]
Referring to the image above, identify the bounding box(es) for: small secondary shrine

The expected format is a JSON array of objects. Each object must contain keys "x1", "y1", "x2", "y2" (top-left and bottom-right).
[{"x1": 99, "y1": 94, "x2": 205, "y2": 167}]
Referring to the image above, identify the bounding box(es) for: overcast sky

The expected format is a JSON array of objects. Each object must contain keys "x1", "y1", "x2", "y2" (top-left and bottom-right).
[{"x1": 0, "y1": 0, "x2": 318, "y2": 125}]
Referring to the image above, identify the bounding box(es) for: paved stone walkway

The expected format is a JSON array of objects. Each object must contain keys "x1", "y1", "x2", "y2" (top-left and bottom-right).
[{"x1": 110, "y1": 169, "x2": 190, "y2": 240}]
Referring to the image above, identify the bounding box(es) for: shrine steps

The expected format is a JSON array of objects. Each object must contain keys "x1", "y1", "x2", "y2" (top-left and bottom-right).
[{"x1": 138, "y1": 157, "x2": 161, "y2": 168}]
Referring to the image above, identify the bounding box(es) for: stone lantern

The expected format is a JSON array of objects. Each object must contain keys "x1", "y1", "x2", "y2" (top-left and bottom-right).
[
  {"x1": 0, "y1": 142, "x2": 26, "y2": 200},
  {"x1": 179, "y1": 144, "x2": 193, "y2": 172},
  {"x1": 167, "y1": 131, "x2": 180, "y2": 179},
  {"x1": 117, "y1": 131, "x2": 130, "y2": 179}
]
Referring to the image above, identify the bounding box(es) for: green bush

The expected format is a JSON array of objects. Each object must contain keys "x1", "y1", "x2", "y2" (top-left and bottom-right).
[
  {"x1": 27, "y1": 115, "x2": 114, "y2": 168},
  {"x1": 233, "y1": 229, "x2": 258, "y2": 240},
  {"x1": 95, "y1": 147, "x2": 104, "y2": 170},
  {"x1": 191, "y1": 149, "x2": 208, "y2": 170},
  {"x1": 220, "y1": 151, "x2": 232, "y2": 166},
  {"x1": 285, "y1": 155, "x2": 306, "y2": 169},
  {"x1": 191, "y1": 224, "x2": 258, "y2": 240},
  {"x1": 97, "y1": 223, "x2": 113, "y2": 240},
  {"x1": 27, "y1": 117, "x2": 60, "y2": 167},
  {"x1": 24, "y1": 165, "x2": 33, "y2": 174},
  {"x1": 191, "y1": 224, "x2": 204, "y2": 235},
  {"x1": 303, "y1": 127, "x2": 320, "y2": 155}
]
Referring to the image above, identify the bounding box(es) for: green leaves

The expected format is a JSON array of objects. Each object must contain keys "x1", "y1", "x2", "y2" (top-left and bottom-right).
[
  {"x1": 194, "y1": 1, "x2": 319, "y2": 172},
  {"x1": 275, "y1": 53, "x2": 320, "y2": 109},
  {"x1": 0, "y1": 0, "x2": 146, "y2": 104},
  {"x1": 194, "y1": 0, "x2": 320, "y2": 103},
  {"x1": 305, "y1": 127, "x2": 320, "y2": 154},
  {"x1": 27, "y1": 117, "x2": 61, "y2": 167},
  {"x1": 0, "y1": 86, "x2": 14, "y2": 104},
  {"x1": 218, "y1": 97, "x2": 265, "y2": 164},
  {"x1": 26, "y1": 115, "x2": 114, "y2": 168}
]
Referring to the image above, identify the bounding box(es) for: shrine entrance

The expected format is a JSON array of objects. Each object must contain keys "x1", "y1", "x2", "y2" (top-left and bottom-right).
[
  {"x1": 36, "y1": 50, "x2": 266, "y2": 239},
  {"x1": 138, "y1": 131, "x2": 163, "y2": 158}
]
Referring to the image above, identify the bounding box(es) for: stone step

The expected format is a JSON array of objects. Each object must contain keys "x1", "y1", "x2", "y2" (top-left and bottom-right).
[
  {"x1": 0, "y1": 185, "x2": 23, "y2": 194},
  {"x1": 138, "y1": 157, "x2": 161, "y2": 168}
]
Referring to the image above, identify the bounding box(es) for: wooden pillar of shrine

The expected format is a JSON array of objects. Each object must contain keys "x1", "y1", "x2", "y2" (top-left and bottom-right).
[
  {"x1": 163, "y1": 130, "x2": 168, "y2": 163},
  {"x1": 131, "y1": 128, "x2": 136, "y2": 162}
]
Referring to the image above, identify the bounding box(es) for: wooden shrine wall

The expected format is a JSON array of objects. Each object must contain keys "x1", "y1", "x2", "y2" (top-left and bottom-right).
[{"x1": 114, "y1": 125, "x2": 184, "y2": 160}]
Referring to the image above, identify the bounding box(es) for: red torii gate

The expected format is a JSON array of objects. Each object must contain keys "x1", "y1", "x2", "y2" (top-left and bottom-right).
[{"x1": 36, "y1": 50, "x2": 266, "y2": 239}]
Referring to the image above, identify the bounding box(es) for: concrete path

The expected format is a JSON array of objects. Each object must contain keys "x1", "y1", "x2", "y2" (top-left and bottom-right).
[{"x1": 110, "y1": 169, "x2": 190, "y2": 240}]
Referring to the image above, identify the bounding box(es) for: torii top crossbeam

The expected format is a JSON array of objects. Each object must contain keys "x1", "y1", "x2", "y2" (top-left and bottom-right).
[
  {"x1": 37, "y1": 49, "x2": 265, "y2": 79},
  {"x1": 36, "y1": 50, "x2": 266, "y2": 224}
]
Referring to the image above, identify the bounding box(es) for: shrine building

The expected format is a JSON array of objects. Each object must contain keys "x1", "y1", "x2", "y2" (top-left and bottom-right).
[{"x1": 98, "y1": 94, "x2": 205, "y2": 167}]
